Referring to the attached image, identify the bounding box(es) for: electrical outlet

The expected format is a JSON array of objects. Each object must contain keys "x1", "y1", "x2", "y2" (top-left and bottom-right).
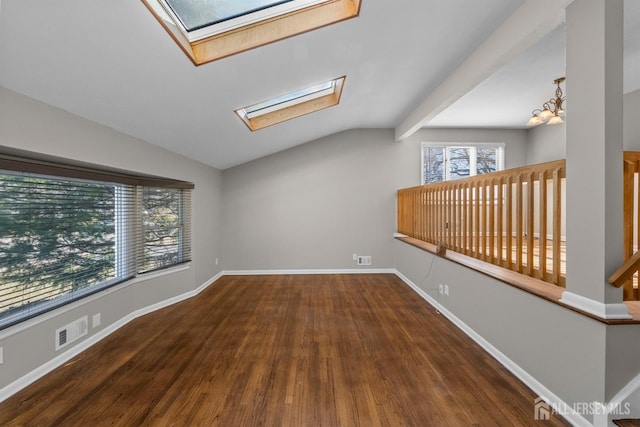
[
  {"x1": 215, "y1": 258, "x2": 219, "y2": 265},
  {"x1": 93, "y1": 313, "x2": 101, "y2": 328},
  {"x1": 444, "y1": 284, "x2": 449, "y2": 296},
  {"x1": 439, "y1": 284, "x2": 444, "y2": 294},
  {"x1": 352, "y1": 253, "x2": 357, "y2": 261},
  {"x1": 0, "y1": 347, "x2": 3, "y2": 365}
]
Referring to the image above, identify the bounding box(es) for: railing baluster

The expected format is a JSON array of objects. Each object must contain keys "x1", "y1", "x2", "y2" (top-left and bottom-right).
[
  {"x1": 527, "y1": 172, "x2": 535, "y2": 277},
  {"x1": 516, "y1": 174, "x2": 523, "y2": 274},
  {"x1": 481, "y1": 181, "x2": 487, "y2": 261},
  {"x1": 447, "y1": 185, "x2": 453, "y2": 249},
  {"x1": 474, "y1": 183, "x2": 479, "y2": 257},
  {"x1": 489, "y1": 178, "x2": 495, "y2": 263},
  {"x1": 552, "y1": 167, "x2": 562, "y2": 286},
  {"x1": 466, "y1": 185, "x2": 472, "y2": 255},
  {"x1": 464, "y1": 185, "x2": 469, "y2": 252},
  {"x1": 539, "y1": 171, "x2": 547, "y2": 281},
  {"x1": 427, "y1": 187, "x2": 436, "y2": 243},
  {"x1": 455, "y1": 184, "x2": 461, "y2": 252},
  {"x1": 505, "y1": 175, "x2": 513, "y2": 270},
  {"x1": 420, "y1": 188, "x2": 424, "y2": 240},
  {"x1": 496, "y1": 177, "x2": 503, "y2": 265}
]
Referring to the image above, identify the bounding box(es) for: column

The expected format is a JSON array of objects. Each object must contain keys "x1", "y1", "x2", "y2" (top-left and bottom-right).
[{"x1": 560, "y1": 0, "x2": 629, "y2": 318}]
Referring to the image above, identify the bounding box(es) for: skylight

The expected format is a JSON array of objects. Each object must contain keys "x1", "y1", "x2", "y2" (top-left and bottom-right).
[
  {"x1": 142, "y1": 0, "x2": 362, "y2": 65},
  {"x1": 236, "y1": 76, "x2": 346, "y2": 131}
]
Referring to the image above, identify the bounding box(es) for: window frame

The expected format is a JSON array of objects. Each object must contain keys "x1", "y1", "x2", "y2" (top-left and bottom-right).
[
  {"x1": 0, "y1": 154, "x2": 193, "y2": 330},
  {"x1": 235, "y1": 76, "x2": 346, "y2": 131},
  {"x1": 142, "y1": 0, "x2": 362, "y2": 65},
  {"x1": 161, "y1": 0, "x2": 328, "y2": 41},
  {"x1": 421, "y1": 142, "x2": 505, "y2": 185}
]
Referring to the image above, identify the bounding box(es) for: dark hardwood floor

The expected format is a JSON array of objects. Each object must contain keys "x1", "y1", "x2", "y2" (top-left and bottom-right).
[{"x1": 0, "y1": 274, "x2": 568, "y2": 426}]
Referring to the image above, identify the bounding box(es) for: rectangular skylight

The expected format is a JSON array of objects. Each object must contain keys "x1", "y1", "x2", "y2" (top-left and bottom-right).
[
  {"x1": 160, "y1": 0, "x2": 328, "y2": 41},
  {"x1": 235, "y1": 76, "x2": 346, "y2": 131},
  {"x1": 244, "y1": 81, "x2": 335, "y2": 119},
  {"x1": 143, "y1": 0, "x2": 362, "y2": 65},
  {"x1": 164, "y1": 0, "x2": 293, "y2": 32}
]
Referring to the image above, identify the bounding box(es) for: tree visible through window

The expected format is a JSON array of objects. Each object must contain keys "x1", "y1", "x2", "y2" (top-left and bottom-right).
[
  {"x1": 142, "y1": 187, "x2": 186, "y2": 273},
  {"x1": 421, "y1": 144, "x2": 504, "y2": 184},
  {"x1": 0, "y1": 165, "x2": 192, "y2": 329},
  {"x1": 0, "y1": 174, "x2": 119, "y2": 321}
]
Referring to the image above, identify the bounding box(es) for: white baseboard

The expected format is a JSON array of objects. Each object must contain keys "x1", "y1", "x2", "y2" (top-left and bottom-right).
[
  {"x1": 393, "y1": 270, "x2": 590, "y2": 427},
  {"x1": 222, "y1": 268, "x2": 396, "y2": 275},
  {"x1": 0, "y1": 271, "x2": 223, "y2": 404},
  {"x1": 560, "y1": 291, "x2": 632, "y2": 320}
]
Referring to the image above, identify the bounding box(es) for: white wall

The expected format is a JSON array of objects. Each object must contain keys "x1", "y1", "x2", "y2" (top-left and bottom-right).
[
  {"x1": 222, "y1": 127, "x2": 527, "y2": 271},
  {"x1": 0, "y1": 87, "x2": 223, "y2": 391}
]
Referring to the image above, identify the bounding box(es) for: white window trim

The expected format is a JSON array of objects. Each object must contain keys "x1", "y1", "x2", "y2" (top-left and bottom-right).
[{"x1": 420, "y1": 142, "x2": 505, "y2": 185}]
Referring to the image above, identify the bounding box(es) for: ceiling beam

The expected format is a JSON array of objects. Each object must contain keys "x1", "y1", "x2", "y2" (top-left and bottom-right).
[{"x1": 394, "y1": 0, "x2": 573, "y2": 141}]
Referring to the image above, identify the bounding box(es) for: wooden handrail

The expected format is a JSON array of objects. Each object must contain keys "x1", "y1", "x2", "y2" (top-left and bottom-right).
[
  {"x1": 397, "y1": 159, "x2": 566, "y2": 288},
  {"x1": 609, "y1": 251, "x2": 640, "y2": 288}
]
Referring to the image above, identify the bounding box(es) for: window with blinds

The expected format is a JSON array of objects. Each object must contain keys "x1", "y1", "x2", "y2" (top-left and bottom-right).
[{"x1": 0, "y1": 156, "x2": 193, "y2": 330}]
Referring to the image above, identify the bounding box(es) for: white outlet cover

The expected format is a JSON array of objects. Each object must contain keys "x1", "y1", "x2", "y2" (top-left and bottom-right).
[
  {"x1": 445, "y1": 285, "x2": 449, "y2": 296},
  {"x1": 439, "y1": 284, "x2": 443, "y2": 294},
  {"x1": 93, "y1": 313, "x2": 101, "y2": 328}
]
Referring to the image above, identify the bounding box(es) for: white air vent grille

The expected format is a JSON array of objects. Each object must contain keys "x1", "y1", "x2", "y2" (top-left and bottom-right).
[
  {"x1": 357, "y1": 256, "x2": 372, "y2": 266},
  {"x1": 58, "y1": 329, "x2": 67, "y2": 346},
  {"x1": 55, "y1": 316, "x2": 88, "y2": 351}
]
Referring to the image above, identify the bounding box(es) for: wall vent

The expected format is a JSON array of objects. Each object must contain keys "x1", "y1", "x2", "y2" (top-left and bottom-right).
[
  {"x1": 55, "y1": 316, "x2": 88, "y2": 351},
  {"x1": 357, "y1": 256, "x2": 372, "y2": 266}
]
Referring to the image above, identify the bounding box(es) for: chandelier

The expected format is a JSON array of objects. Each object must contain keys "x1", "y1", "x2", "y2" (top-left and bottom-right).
[{"x1": 527, "y1": 77, "x2": 566, "y2": 126}]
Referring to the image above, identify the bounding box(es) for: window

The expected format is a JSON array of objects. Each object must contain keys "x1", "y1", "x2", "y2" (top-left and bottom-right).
[
  {"x1": 163, "y1": 0, "x2": 308, "y2": 36},
  {"x1": 0, "y1": 156, "x2": 193, "y2": 329},
  {"x1": 421, "y1": 143, "x2": 504, "y2": 184},
  {"x1": 235, "y1": 76, "x2": 345, "y2": 131},
  {"x1": 142, "y1": 0, "x2": 362, "y2": 65}
]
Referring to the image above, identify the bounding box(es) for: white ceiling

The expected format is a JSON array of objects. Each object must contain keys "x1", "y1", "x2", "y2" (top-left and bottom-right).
[
  {"x1": 0, "y1": 1, "x2": 637, "y2": 169},
  {"x1": 428, "y1": 1, "x2": 640, "y2": 129}
]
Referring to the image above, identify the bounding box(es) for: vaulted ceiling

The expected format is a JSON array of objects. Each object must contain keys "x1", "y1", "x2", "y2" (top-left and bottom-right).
[{"x1": 0, "y1": 1, "x2": 638, "y2": 169}]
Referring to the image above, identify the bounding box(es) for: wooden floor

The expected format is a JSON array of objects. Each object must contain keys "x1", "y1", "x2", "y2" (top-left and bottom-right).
[{"x1": 0, "y1": 274, "x2": 568, "y2": 426}]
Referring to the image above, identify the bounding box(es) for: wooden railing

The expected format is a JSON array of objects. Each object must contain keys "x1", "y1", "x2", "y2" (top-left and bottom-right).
[
  {"x1": 398, "y1": 160, "x2": 566, "y2": 287},
  {"x1": 619, "y1": 152, "x2": 640, "y2": 300}
]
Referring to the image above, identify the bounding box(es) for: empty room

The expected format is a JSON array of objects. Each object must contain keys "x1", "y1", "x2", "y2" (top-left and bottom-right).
[{"x1": 1, "y1": 0, "x2": 640, "y2": 425}]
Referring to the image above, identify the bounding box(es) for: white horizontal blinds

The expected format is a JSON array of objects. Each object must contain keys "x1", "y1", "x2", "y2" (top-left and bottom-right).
[
  {"x1": 0, "y1": 155, "x2": 193, "y2": 329},
  {"x1": 0, "y1": 171, "x2": 136, "y2": 326},
  {"x1": 138, "y1": 187, "x2": 192, "y2": 273}
]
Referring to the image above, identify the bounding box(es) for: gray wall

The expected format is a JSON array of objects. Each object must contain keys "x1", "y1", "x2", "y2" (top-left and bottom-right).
[
  {"x1": 221, "y1": 127, "x2": 527, "y2": 271},
  {"x1": 526, "y1": 122, "x2": 566, "y2": 164},
  {"x1": 394, "y1": 240, "x2": 606, "y2": 419},
  {"x1": 624, "y1": 89, "x2": 640, "y2": 150},
  {"x1": 0, "y1": 87, "x2": 223, "y2": 389},
  {"x1": 527, "y1": 88, "x2": 640, "y2": 162}
]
